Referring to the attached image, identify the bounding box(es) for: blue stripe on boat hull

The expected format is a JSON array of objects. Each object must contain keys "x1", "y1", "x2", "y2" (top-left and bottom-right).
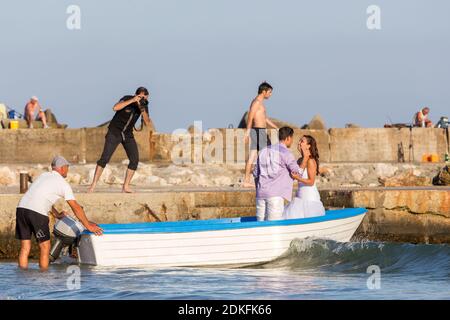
[{"x1": 84, "y1": 208, "x2": 367, "y2": 235}]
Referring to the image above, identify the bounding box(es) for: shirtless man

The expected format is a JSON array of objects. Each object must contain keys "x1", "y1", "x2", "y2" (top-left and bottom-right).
[
  {"x1": 414, "y1": 107, "x2": 433, "y2": 128},
  {"x1": 243, "y1": 82, "x2": 278, "y2": 188},
  {"x1": 24, "y1": 96, "x2": 49, "y2": 129}
]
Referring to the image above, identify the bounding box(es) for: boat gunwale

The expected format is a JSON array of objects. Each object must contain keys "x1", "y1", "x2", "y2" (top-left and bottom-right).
[{"x1": 83, "y1": 208, "x2": 367, "y2": 235}]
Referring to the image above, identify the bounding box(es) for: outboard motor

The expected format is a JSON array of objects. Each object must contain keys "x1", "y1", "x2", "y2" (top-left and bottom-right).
[{"x1": 49, "y1": 216, "x2": 85, "y2": 262}]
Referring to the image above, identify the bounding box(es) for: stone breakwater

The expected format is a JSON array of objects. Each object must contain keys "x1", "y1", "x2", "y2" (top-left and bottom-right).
[
  {"x1": 0, "y1": 162, "x2": 445, "y2": 191},
  {"x1": 321, "y1": 188, "x2": 450, "y2": 243},
  {"x1": 0, "y1": 187, "x2": 448, "y2": 259},
  {"x1": 0, "y1": 127, "x2": 448, "y2": 164}
]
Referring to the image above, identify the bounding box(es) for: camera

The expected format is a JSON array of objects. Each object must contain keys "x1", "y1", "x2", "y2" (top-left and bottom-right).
[{"x1": 139, "y1": 97, "x2": 148, "y2": 106}]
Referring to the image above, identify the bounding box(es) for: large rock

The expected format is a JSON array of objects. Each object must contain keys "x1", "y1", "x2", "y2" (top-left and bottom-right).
[
  {"x1": 66, "y1": 173, "x2": 82, "y2": 185},
  {"x1": 27, "y1": 167, "x2": 48, "y2": 182},
  {"x1": 189, "y1": 174, "x2": 211, "y2": 187},
  {"x1": 138, "y1": 164, "x2": 154, "y2": 177},
  {"x1": 374, "y1": 163, "x2": 398, "y2": 178},
  {"x1": 350, "y1": 168, "x2": 369, "y2": 182},
  {"x1": 379, "y1": 170, "x2": 431, "y2": 187},
  {"x1": 433, "y1": 165, "x2": 450, "y2": 186},
  {"x1": 168, "y1": 177, "x2": 183, "y2": 185},
  {"x1": 0, "y1": 166, "x2": 15, "y2": 186},
  {"x1": 306, "y1": 114, "x2": 327, "y2": 130},
  {"x1": 188, "y1": 125, "x2": 202, "y2": 134},
  {"x1": 87, "y1": 167, "x2": 112, "y2": 185},
  {"x1": 145, "y1": 175, "x2": 162, "y2": 185},
  {"x1": 212, "y1": 176, "x2": 233, "y2": 186},
  {"x1": 44, "y1": 109, "x2": 68, "y2": 129}
]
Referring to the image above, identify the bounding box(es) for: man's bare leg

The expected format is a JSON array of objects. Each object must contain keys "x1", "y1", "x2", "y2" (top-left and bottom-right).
[
  {"x1": 25, "y1": 112, "x2": 33, "y2": 128},
  {"x1": 122, "y1": 168, "x2": 135, "y2": 193},
  {"x1": 87, "y1": 165, "x2": 104, "y2": 193},
  {"x1": 39, "y1": 240, "x2": 50, "y2": 271},
  {"x1": 18, "y1": 240, "x2": 31, "y2": 269},
  {"x1": 39, "y1": 111, "x2": 49, "y2": 128},
  {"x1": 243, "y1": 150, "x2": 258, "y2": 188}
]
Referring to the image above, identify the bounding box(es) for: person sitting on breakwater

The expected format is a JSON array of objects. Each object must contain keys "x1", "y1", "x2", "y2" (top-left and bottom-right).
[
  {"x1": 283, "y1": 135, "x2": 325, "y2": 219},
  {"x1": 253, "y1": 127, "x2": 300, "y2": 221},
  {"x1": 15, "y1": 156, "x2": 103, "y2": 271},
  {"x1": 413, "y1": 107, "x2": 433, "y2": 128},
  {"x1": 88, "y1": 87, "x2": 152, "y2": 193},
  {"x1": 24, "y1": 96, "x2": 49, "y2": 129}
]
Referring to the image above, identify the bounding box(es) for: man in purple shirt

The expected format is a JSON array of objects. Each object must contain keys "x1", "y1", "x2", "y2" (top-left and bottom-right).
[{"x1": 253, "y1": 127, "x2": 300, "y2": 221}]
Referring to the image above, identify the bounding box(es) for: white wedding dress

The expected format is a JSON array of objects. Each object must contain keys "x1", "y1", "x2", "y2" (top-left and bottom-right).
[{"x1": 283, "y1": 168, "x2": 325, "y2": 219}]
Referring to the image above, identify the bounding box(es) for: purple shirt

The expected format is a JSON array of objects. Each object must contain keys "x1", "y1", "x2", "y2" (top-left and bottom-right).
[{"x1": 253, "y1": 143, "x2": 300, "y2": 201}]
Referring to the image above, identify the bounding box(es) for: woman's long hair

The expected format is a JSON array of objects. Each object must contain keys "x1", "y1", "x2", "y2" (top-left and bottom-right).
[{"x1": 299, "y1": 135, "x2": 320, "y2": 175}]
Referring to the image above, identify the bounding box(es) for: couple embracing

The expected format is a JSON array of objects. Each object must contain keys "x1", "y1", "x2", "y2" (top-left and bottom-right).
[{"x1": 253, "y1": 127, "x2": 325, "y2": 221}]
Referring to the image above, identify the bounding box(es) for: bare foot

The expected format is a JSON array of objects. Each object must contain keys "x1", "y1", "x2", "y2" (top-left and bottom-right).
[
  {"x1": 242, "y1": 181, "x2": 255, "y2": 188},
  {"x1": 87, "y1": 185, "x2": 95, "y2": 193},
  {"x1": 122, "y1": 187, "x2": 134, "y2": 193}
]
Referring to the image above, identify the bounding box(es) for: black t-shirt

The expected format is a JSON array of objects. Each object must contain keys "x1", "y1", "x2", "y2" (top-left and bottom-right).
[{"x1": 108, "y1": 95, "x2": 148, "y2": 137}]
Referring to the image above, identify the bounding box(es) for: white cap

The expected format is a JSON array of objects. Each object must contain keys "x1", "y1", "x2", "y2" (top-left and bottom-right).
[
  {"x1": 31, "y1": 96, "x2": 39, "y2": 101},
  {"x1": 51, "y1": 155, "x2": 71, "y2": 168}
]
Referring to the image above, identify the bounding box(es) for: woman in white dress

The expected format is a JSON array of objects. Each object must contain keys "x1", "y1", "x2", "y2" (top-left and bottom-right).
[{"x1": 283, "y1": 135, "x2": 325, "y2": 219}]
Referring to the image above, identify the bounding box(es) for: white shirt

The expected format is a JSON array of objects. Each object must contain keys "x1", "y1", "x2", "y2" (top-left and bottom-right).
[{"x1": 18, "y1": 171, "x2": 76, "y2": 216}]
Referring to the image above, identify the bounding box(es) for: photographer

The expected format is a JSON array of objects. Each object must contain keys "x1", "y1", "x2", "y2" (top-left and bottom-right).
[{"x1": 88, "y1": 87, "x2": 152, "y2": 193}]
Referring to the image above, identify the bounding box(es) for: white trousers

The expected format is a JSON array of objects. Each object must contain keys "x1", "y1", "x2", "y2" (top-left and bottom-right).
[{"x1": 256, "y1": 197, "x2": 285, "y2": 221}]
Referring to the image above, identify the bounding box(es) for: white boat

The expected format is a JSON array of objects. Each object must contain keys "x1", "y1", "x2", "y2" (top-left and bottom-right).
[{"x1": 77, "y1": 208, "x2": 367, "y2": 267}]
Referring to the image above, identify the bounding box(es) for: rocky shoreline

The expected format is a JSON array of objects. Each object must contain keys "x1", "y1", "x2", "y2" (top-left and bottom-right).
[{"x1": 0, "y1": 162, "x2": 447, "y2": 191}]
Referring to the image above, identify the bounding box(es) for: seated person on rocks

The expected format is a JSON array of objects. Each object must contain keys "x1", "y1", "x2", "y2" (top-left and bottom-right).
[
  {"x1": 24, "y1": 96, "x2": 49, "y2": 128},
  {"x1": 413, "y1": 107, "x2": 433, "y2": 128}
]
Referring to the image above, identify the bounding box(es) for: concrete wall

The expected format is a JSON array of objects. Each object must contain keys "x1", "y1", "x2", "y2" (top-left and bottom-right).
[
  {"x1": 151, "y1": 128, "x2": 447, "y2": 164},
  {"x1": 83, "y1": 127, "x2": 151, "y2": 163},
  {"x1": 321, "y1": 188, "x2": 450, "y2": 243},
  {"x1": 0, "y1": 127, "x2": 448, "y2": 164},
  {"x1": 329, "y1": 128, "x2": 449, "y2": 162},
  {"x1": 0, "y1": 128, "x2": 152, "y2": 164}
]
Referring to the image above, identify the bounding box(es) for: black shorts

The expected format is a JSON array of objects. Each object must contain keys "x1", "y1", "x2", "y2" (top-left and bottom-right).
[
  {"x1": 15, "y1": 208, "x2": 50, "y2": 243},
  {"x1": 97, "y1": 130, "x2": 139, "y2": 171},
  {"x1": 250, "y1": 128, "x2": 271, "y2": 151}
]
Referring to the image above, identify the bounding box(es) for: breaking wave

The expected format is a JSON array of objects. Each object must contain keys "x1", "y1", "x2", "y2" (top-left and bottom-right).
[{"x1": 259, "y1": 238, "x2": 450, "y2": 277}]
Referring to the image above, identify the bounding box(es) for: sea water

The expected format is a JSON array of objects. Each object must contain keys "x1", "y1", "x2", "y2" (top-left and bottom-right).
[{"x1": 1, "y1": 238, "x2": 449, "y2": 300}]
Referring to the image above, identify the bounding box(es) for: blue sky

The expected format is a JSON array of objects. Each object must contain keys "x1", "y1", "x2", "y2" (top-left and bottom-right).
[{"x1": 1, "y1": 1, "x2": 449, "y2": 132}]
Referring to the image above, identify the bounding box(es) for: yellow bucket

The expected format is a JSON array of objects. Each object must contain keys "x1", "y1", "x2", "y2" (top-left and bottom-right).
[
  {"x1": 430, "y1": 154, "x2": 440, "y2": 162},
  {"x1": 9, "y1": 120, "x2": 19, "y2": 130},
  {"x1": 421, "y1": 154, "x2": 430, "y2": 162},
  {"x1": 422, "y1": 153, "x2": 440, "y2": 162}
]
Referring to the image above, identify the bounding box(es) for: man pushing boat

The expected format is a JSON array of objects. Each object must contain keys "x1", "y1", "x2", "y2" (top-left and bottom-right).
[{"x1": 15, "y1": 156, "x2": 103, "y2": 271}]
